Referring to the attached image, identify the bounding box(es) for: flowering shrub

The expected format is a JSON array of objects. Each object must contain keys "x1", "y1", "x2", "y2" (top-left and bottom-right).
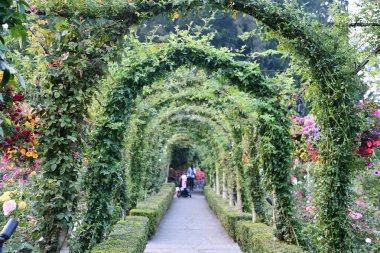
[
  {"x1": 290, "y1": 115, "x2": 320, "y2": 163},
  {"x1": 0, "y1": 79, "x2": 41, "y2": 251},
  {"x1": 0, "y1": 83, "x2": 41, "y2": 187},
  {"x1": 290, "y1": 104, "x2": 380, "y2": 250},
  {"x1": 347, "y1": 195, "x2": 380, "y2": 251},
  {"x1": 0, "y1": 188, "x2": 38, "y2": 252}
]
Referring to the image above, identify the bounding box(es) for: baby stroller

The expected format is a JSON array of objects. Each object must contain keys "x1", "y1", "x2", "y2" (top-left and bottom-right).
[
  {"x1": 176, "y1": 187, "x2": 191, "y2": 198},
  {"x1": 176, "y1": 175, "x2": 192, "y2": 198}
]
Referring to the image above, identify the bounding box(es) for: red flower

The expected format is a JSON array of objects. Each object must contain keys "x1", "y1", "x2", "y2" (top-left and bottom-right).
[
  {"x1": 22, "y1": 130, "x2": 31, "y2": 136},
  {"x1": 367, "y1": 141, "x2": 373, "y2": 147},
  {"x1": 4, "y1": 138, "x2": 12, "y2": 145},
  {"x1": 12, "y1": 93, "x2": 25, "y2": 102}
]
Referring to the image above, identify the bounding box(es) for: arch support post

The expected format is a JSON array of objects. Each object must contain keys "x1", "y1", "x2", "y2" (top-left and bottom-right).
[
  {"x1": 256, "y1": 101, "x2": 300, "y2": 243},
  {"x1": 215, "y1": 165, "x2": 220, "y2": 195},
  {"x1": 222, "y1": 166, "x2": 227, "y2": 199}
]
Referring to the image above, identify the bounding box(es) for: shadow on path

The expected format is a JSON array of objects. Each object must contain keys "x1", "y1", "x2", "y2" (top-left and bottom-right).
[{"x1": 144, "y1": 190, "x2": 242, "y2": 253}]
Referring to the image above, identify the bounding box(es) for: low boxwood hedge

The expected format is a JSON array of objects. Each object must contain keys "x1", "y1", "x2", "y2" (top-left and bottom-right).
[
  {"x1": 236, "y1": 221, "x2": 305, "y2": 253},
  {"x1": 129, "y1": 183, "x2": 175, "y2": 237},
  {"x1": 203, "y1": 186, "x2": 251, "y2": 240},
  {"x1": 91, "y1": 216, "x2": 149, "y2": 253},
  {"x1": 204, "y1": 187, "x2": 305, "y2": 253}
]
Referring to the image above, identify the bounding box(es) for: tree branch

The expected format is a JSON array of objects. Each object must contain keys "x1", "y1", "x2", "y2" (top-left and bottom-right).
[
  {"x1": 349, "y1": 22, "x2": 380, "y2": 27},
  {"x1": 356, "y1": 45, "x2": 380, "y2": 74}
]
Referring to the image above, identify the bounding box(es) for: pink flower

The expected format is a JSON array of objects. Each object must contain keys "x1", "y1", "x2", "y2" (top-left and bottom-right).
[
  {"x1": 356, "y1": 200, "x2": 366, "y2": 208},
  {"x1": 358, "y1": 100, "x2": 364, "y2": 109},
  {"x1": 304, "y1": 115, "x2": 314, "y2": 127},
  {"x1": 374, "y1": 170, "x2": 380, "y2": 176},
  {"x1": 291, "y1": 177, "x2": 298, "y2": 185},
  {"x1": 349, "y1": 211, "x2": 363, "y2": 220},
  {"x1": 26, "y1": 215, "x2": 34, "y2": 221},
  {"x1": 306, "y1": 206, "x2": 315, "y2": 213},
  {"x1": 2, "y1": 156, "x2": 8, "y2": 163},
  {"x1": 375, "y1": 111, "x2": 380, "y2": 119},
  {"x1": 3, "y1": 200, "x2": 16, "y2": 216},
  {"x1": 2, "y1": 174, "x2": 8, "y2": 181},
  {"x1": 13, "y1": 170, "x2": 21, "y2": 176}
]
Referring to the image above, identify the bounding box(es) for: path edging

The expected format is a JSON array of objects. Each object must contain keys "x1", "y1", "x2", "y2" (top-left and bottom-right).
[
  {"x1": 91, "y1": 183, "x2": 175, "y2": 253},
  {"x1": 130, "y1": 183, "x2": 175, "y2": 237},
  {"x1": 204, "y1": 186, "x2": 306, "y2": 252},
  {"x1": 91, "y1": 216, "x2": 149, "y2": 253}
]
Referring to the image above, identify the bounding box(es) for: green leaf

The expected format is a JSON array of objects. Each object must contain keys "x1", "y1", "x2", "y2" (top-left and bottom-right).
[
  {"x1": 15, "y1": 72, "x2": 25, "y2": 89},
  {"x1": 3, "y1": 118, "x2": 11, "y2": 126},
  {"x1": 67, "y1": 135, "x2": 77, "y2": 142}
]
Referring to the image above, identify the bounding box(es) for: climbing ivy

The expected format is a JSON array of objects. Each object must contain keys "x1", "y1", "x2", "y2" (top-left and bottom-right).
[
  {"x1": 11, "y1": 0, "x2": 364, "y2": 251},
  {"x1": 73, "y1": 32, "x2": 300, "y2": 251}
]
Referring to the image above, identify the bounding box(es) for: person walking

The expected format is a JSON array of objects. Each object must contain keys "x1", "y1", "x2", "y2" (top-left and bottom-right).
[{"x1": 187, "y1": 164, "x2": 195, "y2": 191}]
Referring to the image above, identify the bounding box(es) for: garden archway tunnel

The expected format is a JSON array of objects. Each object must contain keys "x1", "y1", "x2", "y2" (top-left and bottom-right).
[
  {"x1": 34, "y1": 1, "x2": 364, "y2": 252},
  {"x1": 76, "y1": 40, "x2": 294, "y2": 251},
  {"x1": 126, "y1": 79, "x2": 264, "y2": 212}
]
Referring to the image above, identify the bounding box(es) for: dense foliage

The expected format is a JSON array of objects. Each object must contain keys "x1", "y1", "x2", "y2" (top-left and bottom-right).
[{"x1": 0, "y1": 0, "x2": 378, "y2": 252}]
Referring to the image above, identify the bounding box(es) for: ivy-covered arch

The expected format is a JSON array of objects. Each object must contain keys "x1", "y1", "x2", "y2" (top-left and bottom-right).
[
  {"x1": 127, "y1": 110, "x2": 234, "y2": 209},
  {"x1": 140, "y1": 105, "x2": 260, "y2": 213},
  {"x1": 33, "y1": 0, "x2": 363, "y2": 251},
  {"x1": 127, "y1": 79, "x2": 264, "y2": 213},
  {"x1": 127, "y1": 104, "x2": 234, "y2": 205},
  {"x1": 74, "y1": 39, "x2": 296, "y2": 252},
  {"x1": 149, "y1": 112, "x2": 234, "y2": 186}
]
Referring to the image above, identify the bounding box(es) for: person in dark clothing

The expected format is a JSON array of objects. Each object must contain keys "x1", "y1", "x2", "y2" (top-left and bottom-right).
[{"x1": 187, "y1": 164, "x2": 195, "y2": 191}]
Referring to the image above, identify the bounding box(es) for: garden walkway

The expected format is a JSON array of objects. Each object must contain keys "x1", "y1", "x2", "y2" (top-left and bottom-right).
[{"x1": 144, "y1": 190, "x2": 242, "y2": 253}]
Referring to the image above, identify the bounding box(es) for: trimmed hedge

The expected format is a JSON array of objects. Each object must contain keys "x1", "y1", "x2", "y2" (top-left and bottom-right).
[
  {"x1": 91, "y1": 216, "x2": 149, "y2": 253},
  {"x1": 129, "y1": 183, "x2": 175, "y2": 237},
  {"x1": 204, "y1": 187, "x2": 305, "y2": 253},
  {"x1": 203, "y1": 186, "x2": 251, "y2": 240},
  {"x1": 236, "y1": 221, "x2": 306, "y2": 253}
]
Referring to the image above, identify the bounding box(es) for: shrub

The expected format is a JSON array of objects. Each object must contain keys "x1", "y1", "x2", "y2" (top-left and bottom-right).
[
  {"x1": 203, "y1": 186, "x2": 251, "y2": 240},
  {"x1": 204, "y1": 187, "x2": 305, "y2": 252},
  {"x1": 91, "y1": 216, "x2": 149, "y2": 253},
  {"x1": 236, "y1": 221, "x2": 306, "y2": 253},
  {"x1": 129, "y1": 183, "x2": 175, "y2": 237}
]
